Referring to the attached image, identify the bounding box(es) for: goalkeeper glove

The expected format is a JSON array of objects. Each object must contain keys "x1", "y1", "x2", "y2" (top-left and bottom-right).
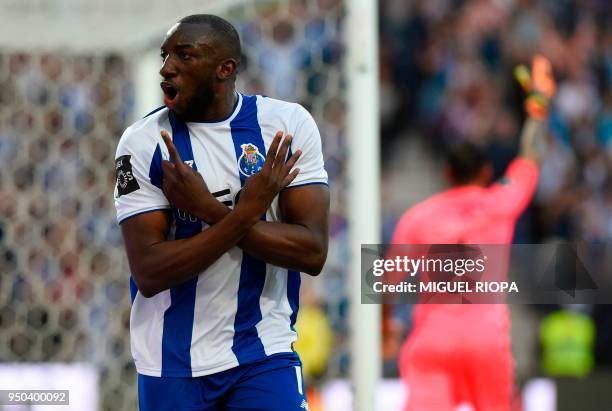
[{"x1": 514, "y1": 54, "x2": 556, "y2": 121}]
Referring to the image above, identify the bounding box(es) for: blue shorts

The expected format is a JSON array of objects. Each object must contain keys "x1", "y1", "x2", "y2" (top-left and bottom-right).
[{"x1": 138, "y1": 353, "x2": 308, "y2": 411}]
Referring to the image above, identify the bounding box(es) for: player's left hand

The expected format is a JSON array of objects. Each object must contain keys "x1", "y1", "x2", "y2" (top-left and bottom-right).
[
  {"x1": 514, "y1": 54, "x2": 556, "y2": 121},
  {"x1": 161, "y1": 130, "x2": 226, "y2": 222}
]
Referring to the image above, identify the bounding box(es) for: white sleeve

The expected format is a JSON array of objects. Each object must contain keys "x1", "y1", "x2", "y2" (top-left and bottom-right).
[
  {"x1": 286, "y1": 105, "x2": 328, "y2": 187},
  {"x1": 114, "y1": 126, "x2": 170, "y2": 224}
]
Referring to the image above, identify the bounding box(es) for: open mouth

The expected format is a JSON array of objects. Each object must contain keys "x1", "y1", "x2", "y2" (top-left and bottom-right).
[{"x1": 160, "y1": 81, "x2": 179, "y2": 106}]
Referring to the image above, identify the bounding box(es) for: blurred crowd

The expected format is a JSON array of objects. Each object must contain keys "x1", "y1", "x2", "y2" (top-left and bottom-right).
[
  {"x1": 379, "y1": 0, "x2": 612, "y2": 385},
  {"x1": 379, "y1": 0, "x2": 611, "y2": 243}
]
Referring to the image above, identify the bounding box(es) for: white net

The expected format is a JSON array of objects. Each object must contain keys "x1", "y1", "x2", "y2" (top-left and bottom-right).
[{"x1": 0, "y1": 1, "x2": 347, "y2": 410}]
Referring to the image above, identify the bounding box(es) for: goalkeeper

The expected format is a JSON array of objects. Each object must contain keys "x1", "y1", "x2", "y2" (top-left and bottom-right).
[{"x1": 391, "y1": 55, "x2": 556, "y2": 411}]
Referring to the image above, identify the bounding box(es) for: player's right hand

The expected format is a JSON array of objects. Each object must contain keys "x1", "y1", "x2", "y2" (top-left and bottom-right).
[
  {"x1": 236, "y1": 131, "x2": 301, "y2": 223},
  {"x1": 161, "y1": 130, "x2": 227, "y2": 223}
]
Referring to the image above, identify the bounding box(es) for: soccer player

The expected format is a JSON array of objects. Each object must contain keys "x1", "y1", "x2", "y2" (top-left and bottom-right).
[
  {"x1": 391, "y1": 55, "x2": 556, "y2": 411},
  {"x1": 113, "y1": 15, "x2": 329, "y2": 411}
]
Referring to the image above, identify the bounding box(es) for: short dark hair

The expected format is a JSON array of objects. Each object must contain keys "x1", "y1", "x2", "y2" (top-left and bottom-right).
[
  {"x1": 178, "y1": 14, "x2": 241, "y2": 62},
  {"x1": 446, "y1": 141, "x2": 489, "y2": 185}
]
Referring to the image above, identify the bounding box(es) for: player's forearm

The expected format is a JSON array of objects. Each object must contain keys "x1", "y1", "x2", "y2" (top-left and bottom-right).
[
  {"x1": 240, "y1": 221, "x2": 328, "y2": 275},
  {"x1": 132, "y1": 209, "x2": 256, "y2": 297},
  {"x1": 516, "y1": 54, "x2": 555, "y2": 164},
  {"x1": 518, "y1": 117, "x2": 547, "y2": 164},
  {"x1": 192, "y1": 204, "x2": 327, "y2": 275}
]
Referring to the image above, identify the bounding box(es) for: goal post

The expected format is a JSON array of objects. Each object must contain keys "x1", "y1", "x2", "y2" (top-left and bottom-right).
[{"x1": 346, "y1": 0, "x2": 382, "y2": 410}]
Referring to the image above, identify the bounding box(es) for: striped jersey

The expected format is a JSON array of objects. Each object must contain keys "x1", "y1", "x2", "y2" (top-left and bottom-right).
[{"x1": 114, "y1": 93, "x2": 328, "y2": 377}]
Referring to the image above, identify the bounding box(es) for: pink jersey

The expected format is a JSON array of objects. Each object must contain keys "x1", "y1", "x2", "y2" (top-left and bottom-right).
[
  {"x1": 391, "y1": 157, "x2": 538, "y2": 325},
  {"x1": 392, "y1": 158, "x2": 538, "y2": 245},
  {"x1": 393, "y1": 158, "x2": 538, "y2": 411}
]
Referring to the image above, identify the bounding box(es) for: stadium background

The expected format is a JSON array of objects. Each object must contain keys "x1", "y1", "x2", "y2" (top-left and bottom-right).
[{"x1": 0, "y1": 0, "x2": 610, "y2": 410}]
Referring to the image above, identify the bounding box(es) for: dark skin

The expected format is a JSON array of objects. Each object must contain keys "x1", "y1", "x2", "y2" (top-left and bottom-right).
[
  {"x1": 120, "y1": 22, "x2": 330, "y2": 298},
  {"x1": 158, "y1": 22, "x2": 238, "y2": 121},
  {"x1": 446, "y1": 164, "x2": 493, "y2": 188}
]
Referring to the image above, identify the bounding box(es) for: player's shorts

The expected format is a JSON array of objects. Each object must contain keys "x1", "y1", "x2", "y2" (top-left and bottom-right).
[
  {"x1": 400, "y1": 305, "x2": 513, "y2": 411},
  {"x1": 138, "y1": 352, "x2": 308, "y2": 411}
]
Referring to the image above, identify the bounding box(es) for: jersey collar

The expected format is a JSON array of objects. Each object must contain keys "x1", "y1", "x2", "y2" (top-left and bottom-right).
[{"x1": 187, "y1": 93, "x2": 243, "y2": 127}]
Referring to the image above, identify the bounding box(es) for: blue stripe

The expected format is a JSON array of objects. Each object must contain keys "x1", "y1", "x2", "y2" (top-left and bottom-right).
[
  {"x1": 287, "y1": 270, "x2": 301, "y2": 330},
  {"x1": 229, "y1": 95, "x2": 268, "y2": 363},
  {"x1": 149, "y1": 144, "x2": 163, "y2": 190},
  {"x1": 130, "y1": 277, "x2": 138, "y2": 304},
  {"x1": 160, "y1": 110, "x2": 200, "y2": 377},
  {"x1": 167, "y1": 111, "x2": 197, "y2": 171}
]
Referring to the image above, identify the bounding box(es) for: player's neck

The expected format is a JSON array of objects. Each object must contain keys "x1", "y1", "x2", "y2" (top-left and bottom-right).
[
  {"x1": 449, "y1": 176, "x2": 490, "y2": 188},
  {"x1": 192, "y1": 89, "x2": 237, "y2": 122},
  {"x1": 450, "y1": 181, "x2": 487, "y2": 189}
]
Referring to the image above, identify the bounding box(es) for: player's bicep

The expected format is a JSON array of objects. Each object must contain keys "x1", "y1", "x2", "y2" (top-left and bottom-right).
[
  {"x1": 279, "y1": 184, "x2": 330, "y2": 243},
  {"x1": 120, "y1": 210, "x2": 171, "y2": 278}
]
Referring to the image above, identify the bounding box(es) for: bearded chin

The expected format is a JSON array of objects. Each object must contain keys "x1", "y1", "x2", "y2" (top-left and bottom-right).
[{"x1": 186, "y1": 85, "x2": 215, "y2": 118}]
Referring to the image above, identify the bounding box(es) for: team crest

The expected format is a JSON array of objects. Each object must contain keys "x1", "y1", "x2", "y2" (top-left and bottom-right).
[{"x1": 238, "y1": 143, "x2": 265, "y2": 177}]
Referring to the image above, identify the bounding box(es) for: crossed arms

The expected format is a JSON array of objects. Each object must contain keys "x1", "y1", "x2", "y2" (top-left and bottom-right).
[{"x1": 120, "y1": 131, "x2": 329, "y2": 298}]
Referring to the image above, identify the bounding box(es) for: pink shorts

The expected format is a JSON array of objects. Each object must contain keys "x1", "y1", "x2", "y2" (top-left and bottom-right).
[{"x1": 399, "y1": 305, "x2": 513, "y2": 411}]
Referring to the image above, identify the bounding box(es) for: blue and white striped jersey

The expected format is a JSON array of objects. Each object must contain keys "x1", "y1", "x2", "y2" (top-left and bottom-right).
[{"x1": 114, "y1": 93, "x2": 327, "y2": 377}]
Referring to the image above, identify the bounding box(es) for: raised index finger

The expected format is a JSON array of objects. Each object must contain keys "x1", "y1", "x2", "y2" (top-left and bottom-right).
[{"x1": 161, "y1": 130, "x2": 183, "y2": 166}]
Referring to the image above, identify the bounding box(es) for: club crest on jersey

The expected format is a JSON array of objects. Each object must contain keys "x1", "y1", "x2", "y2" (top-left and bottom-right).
[{"x1": 238, "y1": 143, "x2": 265, "y2": 177}]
